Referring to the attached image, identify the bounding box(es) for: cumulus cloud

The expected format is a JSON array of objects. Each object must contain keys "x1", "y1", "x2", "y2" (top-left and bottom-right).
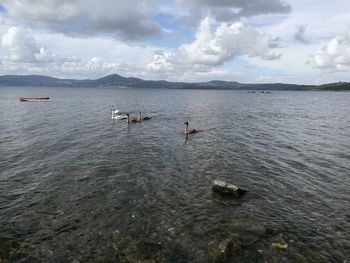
[
  {"x1": 148, "y1": 18, "x2": 281, "y2": 74},
  {"x1": 175, "y1": 0, "x2": 291, "y2": 24},
  {"x1": 1, "y1": 27, "x2": 79, "y2": 63},
  {"x1": 60, "y1": 57, "x2": 142, "y2": 78},
  {"x1": 311, "y1": 31, "x2": 350, "y2": 70},
  {"x1": 1, "y1": 0, "x2": 161, "y2": 40},
  {"x1": 0, "y1": 56, "x2": 120, "y2": 79},
  {"x1": 0, "y1": 53, "x2": 144, "y2": 79},
  {"x1": 1, "y1": 27, "x2": 38, "y2": 62},
  {"x1": 0, "y1": 26, "x2": 153, "y2": 79},
  {"x1": 294, "y1": 25, "x2": 309, "y2": 44}
]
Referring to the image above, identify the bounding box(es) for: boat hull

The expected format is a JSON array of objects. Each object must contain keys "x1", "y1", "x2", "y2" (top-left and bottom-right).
[{"x1": 19, "y1": 97, "x2": 50, "y2": 102}]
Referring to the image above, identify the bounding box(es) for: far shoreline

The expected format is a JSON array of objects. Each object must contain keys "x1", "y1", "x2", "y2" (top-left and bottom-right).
[{"x1": 0, "y1": 74, "x2": 349, "y2": 91}]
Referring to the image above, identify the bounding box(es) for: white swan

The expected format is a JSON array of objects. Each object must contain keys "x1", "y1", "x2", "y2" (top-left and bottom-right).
[
  {"x1": 113, "y1": 114, "x2": 127, "y2": 120},
  {"x1": 111, "y1": 106, "x2": 127, "y2": 120}
]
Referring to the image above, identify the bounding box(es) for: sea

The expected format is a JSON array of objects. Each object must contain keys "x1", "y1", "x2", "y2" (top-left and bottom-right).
[{"x1": 0, "y1": 86, "x2": 349, "y2": 262}]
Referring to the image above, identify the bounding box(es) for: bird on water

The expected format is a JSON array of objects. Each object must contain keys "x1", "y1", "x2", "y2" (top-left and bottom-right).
[
  {"x1": 111, "y1": 106, "x2": 118, "y2": 119},
  {"x1": 111, "y1": 106, "x2": 127, "y2": 120},
  {"x1": 138, "y1": 112, "x2": 152, "y2": 122},
  {"x1": 184, "y1": 121, "x2": 197, "y2": 134},
  {"x1": 126, "y1": 113, "x2": 139, "y2": 123}
]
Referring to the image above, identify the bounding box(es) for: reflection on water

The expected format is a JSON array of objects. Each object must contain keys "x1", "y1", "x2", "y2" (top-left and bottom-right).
[{"x1": 0, "y1": 87, "x2": 349, "y2": 262}]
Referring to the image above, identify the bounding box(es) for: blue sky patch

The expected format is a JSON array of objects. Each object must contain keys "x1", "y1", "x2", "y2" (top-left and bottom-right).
[{"x1": 0, "y1": 5, "x2": 6, "y2": 13}]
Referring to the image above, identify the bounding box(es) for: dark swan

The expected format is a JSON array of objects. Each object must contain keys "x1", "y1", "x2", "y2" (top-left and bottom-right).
[
  {"x1": 126, "y1": 113, "x2": 139, "y2": 123},
  {"x1": 138, "y1": 112, "x2": 152, "y2": 122},
  {"x1": 184, "y1": 121, "x2": 197, "y2": 134}
]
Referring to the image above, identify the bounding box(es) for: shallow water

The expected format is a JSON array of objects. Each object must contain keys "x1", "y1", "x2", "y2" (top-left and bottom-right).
[{"x1": 0, "y1": 87, "x2": 349, "y2": 262}]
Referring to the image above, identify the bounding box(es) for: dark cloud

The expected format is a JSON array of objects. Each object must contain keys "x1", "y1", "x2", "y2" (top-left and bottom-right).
[
  {"x1": 1, "y1": 0, "x2": 162, "y2": 41},
  {"x1": 176, "y1": 0, "x2": 291, "y2": 24},
  {"x1": 294, "y1": 25, "x2": 309, "y2": 44}
]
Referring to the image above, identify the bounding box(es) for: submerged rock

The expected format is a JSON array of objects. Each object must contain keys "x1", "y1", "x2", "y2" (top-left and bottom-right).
[
  {"x1": 271, "y1": 242, "x2": 288, "y2": 249},
  {"x1": 122, "y1": 240, "x2": 165, "y2": 263},
  {"x1": 212, "y1": 180, "x2": 246, "y2": 197},
  {"x1": 218, "y1": 234, "x2": 243, "y2": 257},
  {"x1": 264, "y1": 224, "x2": 284, "y2": 236}
]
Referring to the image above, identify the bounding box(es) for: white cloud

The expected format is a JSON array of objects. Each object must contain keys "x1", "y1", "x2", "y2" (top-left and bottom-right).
[
  {"x1": 311, "y1": 30, "x2": 350, "y2": 70},
  {"x1": 1, "y1": 26, "x2": 79, "y2": 63},
  {"x1": 0, "y1": 26, "x2": 146, "y2": 78},
  {"x1": 0, "y1": 54, "x2": 143, "y2": 79},
  {"x1": 1, "y1": 27, "x2": 38, "y2": 62},
  {"x1": 1, "y1": 0, "x2": 161, "y2": 40},
  {"x1": 148, "y1": 18, "x2": 281, "y2": 75}
]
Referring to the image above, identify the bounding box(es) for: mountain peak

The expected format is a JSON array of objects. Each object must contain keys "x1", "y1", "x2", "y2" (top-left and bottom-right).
[
  {"x1": 98, "y1": 74, "x2": 125, "y2": 81},
  {"x1": 91, "y1": 74, "x2": 143, "y2": 86}
]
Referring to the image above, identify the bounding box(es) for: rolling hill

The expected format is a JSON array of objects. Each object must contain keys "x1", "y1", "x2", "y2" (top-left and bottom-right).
[{"x1": 0, "y1": 74, "x2": 348, "y2": 91}]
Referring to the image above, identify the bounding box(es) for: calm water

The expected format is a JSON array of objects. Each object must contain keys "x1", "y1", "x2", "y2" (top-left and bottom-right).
[{"x1": 0, "y1": 87, "x2": 349, "y2": 262}]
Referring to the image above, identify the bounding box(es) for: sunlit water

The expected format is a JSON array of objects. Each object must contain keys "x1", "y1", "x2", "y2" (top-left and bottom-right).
[{"x1": 0, "y1": 87, "x2": 349, "y2": 262}]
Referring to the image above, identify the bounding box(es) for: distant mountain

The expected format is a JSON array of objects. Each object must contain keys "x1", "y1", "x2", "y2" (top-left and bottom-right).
[
  {"x1": 0, "y1": 74, "x2": 349, "y2": 91},
  {"x1": 88, "y1": 74, "x2": 144, "y2": 87},
  {"x1": 0, "y1": 75, "x2": 87, "y2": 87}
]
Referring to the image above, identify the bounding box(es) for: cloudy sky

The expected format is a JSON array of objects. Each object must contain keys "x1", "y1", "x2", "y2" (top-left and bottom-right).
[{"x1": 0, "y1": 0, "x2": 349, "y2": 84}]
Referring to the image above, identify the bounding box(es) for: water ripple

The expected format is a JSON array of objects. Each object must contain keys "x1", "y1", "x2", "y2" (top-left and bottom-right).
[{"x1": 0, "y1": 87, "x2": 349, "y2": 262}]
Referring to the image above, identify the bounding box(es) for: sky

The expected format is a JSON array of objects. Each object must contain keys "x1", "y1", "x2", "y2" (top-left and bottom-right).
[{"x1": 0, "y1": 0, "x2": 349, "y2": 84}]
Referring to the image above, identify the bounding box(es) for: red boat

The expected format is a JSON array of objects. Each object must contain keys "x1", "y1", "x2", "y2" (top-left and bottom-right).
[{"x1": 19, "y1": 97, "x2": 50, "y2": 102}]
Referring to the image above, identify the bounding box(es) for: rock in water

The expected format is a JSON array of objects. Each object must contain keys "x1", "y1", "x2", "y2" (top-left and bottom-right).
[
  {"x1": 212, "y1": 180, "x2": 246, "y2": 197},
  {"x1": 218, "y1": 234, "x2": 243, "y2": 256},
  {"x1": 271, "y1": 242, "x2": 288, "y2": 249}
]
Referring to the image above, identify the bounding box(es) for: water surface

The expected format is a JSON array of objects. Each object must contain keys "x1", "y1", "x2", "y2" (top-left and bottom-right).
[{"x1": 0, "y1": 87, "x2": 349, "y2": 262}]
